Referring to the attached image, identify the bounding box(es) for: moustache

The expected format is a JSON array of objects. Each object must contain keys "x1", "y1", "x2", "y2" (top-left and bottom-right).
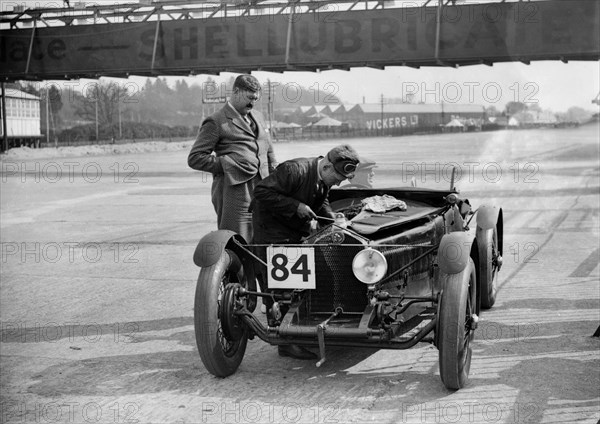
[{"x1": 246, "y1": 103, "x2": 253, "y2": 108}]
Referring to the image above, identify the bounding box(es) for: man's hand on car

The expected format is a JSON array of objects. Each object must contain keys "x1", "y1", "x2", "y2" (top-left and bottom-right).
[{"x1": 297, "y1": 203, "x2": 318, "y2": 220}]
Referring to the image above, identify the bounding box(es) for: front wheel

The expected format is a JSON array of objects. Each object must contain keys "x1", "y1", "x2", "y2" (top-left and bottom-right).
[
  {"x1": 479, "y1": 226, "x2": 500, "y2": 309},
  {"x1": 438, "y1": 258, "x2": 477, "y2": 390},
  {"x1": 194, "y1": 250, "x2": 247, "y2": 377}
]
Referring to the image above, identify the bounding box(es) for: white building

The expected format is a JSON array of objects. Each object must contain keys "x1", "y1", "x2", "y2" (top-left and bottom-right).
[{"x1": 1, "y1": 88, "x2": 42, "y2": 149}]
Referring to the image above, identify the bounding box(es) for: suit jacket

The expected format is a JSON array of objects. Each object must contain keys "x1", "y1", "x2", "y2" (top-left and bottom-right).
[
  {"x1": 188, "y1": 103, "x2": 276, "y2": 185},
  {"x1": 252, "y1": 157, "x2": 333, "y2": 243}
]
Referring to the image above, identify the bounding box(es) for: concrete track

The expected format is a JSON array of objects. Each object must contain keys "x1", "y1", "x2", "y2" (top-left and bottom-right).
[{"x1": 1, "y1": 124, "x2": 598, "y2": 423}]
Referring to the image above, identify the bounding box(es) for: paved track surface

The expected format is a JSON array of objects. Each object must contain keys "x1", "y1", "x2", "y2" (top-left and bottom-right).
[{"x1": 1, "y1": 124, "x2": 599, "y2": 423}]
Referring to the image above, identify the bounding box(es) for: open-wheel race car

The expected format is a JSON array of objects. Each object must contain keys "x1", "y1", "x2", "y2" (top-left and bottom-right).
[{"x1": 192, "y1": 178, "x2": 503, "y2": 390}]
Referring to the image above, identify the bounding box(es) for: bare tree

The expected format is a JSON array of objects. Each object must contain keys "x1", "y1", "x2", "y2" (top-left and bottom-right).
[
  {"x1": 75, "y1": 80, "x2": 128, "y2": 139},
  {"x1": 76, "y1": 81, "x2": 125, "y2": 124}
]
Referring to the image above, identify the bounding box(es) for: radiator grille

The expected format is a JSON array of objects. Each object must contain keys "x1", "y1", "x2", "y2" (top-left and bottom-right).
[
  {"x1": 304, "y1": 228, "x2": 368, "y2": 313},
  {"x1": 310, "y1": 243, "x2": 367, "y2": 313}
]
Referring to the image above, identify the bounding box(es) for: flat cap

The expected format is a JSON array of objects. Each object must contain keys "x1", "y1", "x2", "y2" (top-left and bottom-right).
[{"x1": 357, "y1": 156, "x2": 377, "y2": 169}]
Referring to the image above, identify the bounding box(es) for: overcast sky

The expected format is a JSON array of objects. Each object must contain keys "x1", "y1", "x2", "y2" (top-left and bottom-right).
[{"x1": 236, "y1": 61, "x2": 599, "y2": 112}]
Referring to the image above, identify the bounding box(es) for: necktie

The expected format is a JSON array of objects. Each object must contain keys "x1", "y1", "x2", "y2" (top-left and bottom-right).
[{"x1": 246, "y1": 116, "x2": 257, "y2": 135}]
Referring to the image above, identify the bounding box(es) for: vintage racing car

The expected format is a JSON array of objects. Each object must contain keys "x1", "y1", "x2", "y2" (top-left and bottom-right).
[{"x1": 192, "y1": 179, "x2": 503, "y2": 390}]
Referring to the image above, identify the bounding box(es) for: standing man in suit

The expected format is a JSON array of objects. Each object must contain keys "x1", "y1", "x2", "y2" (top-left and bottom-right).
[{"x1": 188, "y1": 75, "x2": 277, "y2": 242}]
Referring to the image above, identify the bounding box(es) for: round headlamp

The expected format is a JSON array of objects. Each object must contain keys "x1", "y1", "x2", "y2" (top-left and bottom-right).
[{"x1": 352, "y1": 248, "x2": 388, "y2": 284}]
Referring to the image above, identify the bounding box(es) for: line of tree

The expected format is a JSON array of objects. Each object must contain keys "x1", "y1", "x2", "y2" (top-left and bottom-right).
[
  {"x1": 504, "y1": 101, "x2": 592, "y2": 123},
  {"x1": 9, "y1": 79, "x2": 593, "y2": 143},
  {"x1": 10, "y1": 76, "x2": 341, "y2": 142}
]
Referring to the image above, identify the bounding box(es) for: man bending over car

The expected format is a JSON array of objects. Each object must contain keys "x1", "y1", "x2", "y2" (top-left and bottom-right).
[{"x1": 250, "y1": 144, "x2": 360, "y2": 359}]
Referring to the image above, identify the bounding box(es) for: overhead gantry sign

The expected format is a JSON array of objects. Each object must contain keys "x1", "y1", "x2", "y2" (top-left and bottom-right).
[{"x1": 0, "y1": 0, "x2": 598, "y2": 80}]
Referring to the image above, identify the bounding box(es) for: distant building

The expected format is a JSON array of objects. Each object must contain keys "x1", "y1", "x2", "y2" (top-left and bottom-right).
[
  {"x1": 1, "y1": 88, "x2": 42, "y2": 150},
  {"x1": 328, "y1": 104, "x2": 344, "y2": 116},
  {"x1": 346, "y1": 103, "x2": 485, "y2": 131},
  {"x1": 513, "y1": 110, "x2": 558, "y2": 126},
  {"x1": 309, "y1": 105, "x2": 331, "y2": 115},
  {"x1": 330, "y1": 104, "x2": 357, "y2": 124},
  {"x1": 287, "y1": 103, "x2": 486, "y2": 134},
  {"x1": 273, "y1": 107, "x2": 297, "y2": 123},
  {"x1": 508, "y1": 117, "x2": 520, "y2": 127},
  {"x1": 288, "y1": 106, "x2": 314, "y2": 126}
]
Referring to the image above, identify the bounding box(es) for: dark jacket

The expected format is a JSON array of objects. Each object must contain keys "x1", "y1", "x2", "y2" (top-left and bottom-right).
[
  {"x1": 188, "y1": 103, "x2": 276, "y2": 185},
  {"x1": 188, "y1": 103, "x2": 276, "y2": 241},
  {"x1": 252, "y1": 157, "x2": 333, "y2": 243}
]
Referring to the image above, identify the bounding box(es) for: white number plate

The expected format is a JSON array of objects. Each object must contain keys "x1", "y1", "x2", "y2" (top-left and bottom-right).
[{"x1": 266, "y1": 246, "x2": 316, "y2": 289}]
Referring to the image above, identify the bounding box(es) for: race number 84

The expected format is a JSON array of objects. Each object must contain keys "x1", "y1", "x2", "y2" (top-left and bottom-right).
[{"x1": 266, "y1": 246, "x2": 316, "y2": 289}]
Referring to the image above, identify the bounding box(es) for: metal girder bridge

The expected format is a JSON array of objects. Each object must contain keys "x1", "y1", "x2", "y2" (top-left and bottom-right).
[
  {"x1": 0, "y1": 0, "x2": 598, "y2": 81},
  {"x1": 8, "y1": 0, "x2": 452, "y2": 28}
]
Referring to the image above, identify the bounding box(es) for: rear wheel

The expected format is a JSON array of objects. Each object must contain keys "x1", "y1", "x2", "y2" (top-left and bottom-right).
[
  {"x1": 479, "y1": 226, "x2": 500, "y2": 309},
  {"x1": 194, "y1": 250, "x2": 247, "y2": 377},
  {"x1": 438, "y1": 258, "x2": 477, "y2": 390}
]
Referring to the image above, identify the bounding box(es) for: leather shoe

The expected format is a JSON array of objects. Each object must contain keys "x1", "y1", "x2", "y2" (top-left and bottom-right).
[{"x1": 278, "y1": 344, "x2": 318, "y2": 360}]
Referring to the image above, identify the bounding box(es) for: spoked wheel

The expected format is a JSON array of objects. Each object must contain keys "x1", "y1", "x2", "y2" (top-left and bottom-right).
[
  {"x1": 479, "y1": 226, "x2": 501, "y2": 309},
  {"x1": 438, "y1": 258, "x2": 477, "y2": 390},
  {"x1": 194, "y1": 249, "x2": 248, "y2": 377}
]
